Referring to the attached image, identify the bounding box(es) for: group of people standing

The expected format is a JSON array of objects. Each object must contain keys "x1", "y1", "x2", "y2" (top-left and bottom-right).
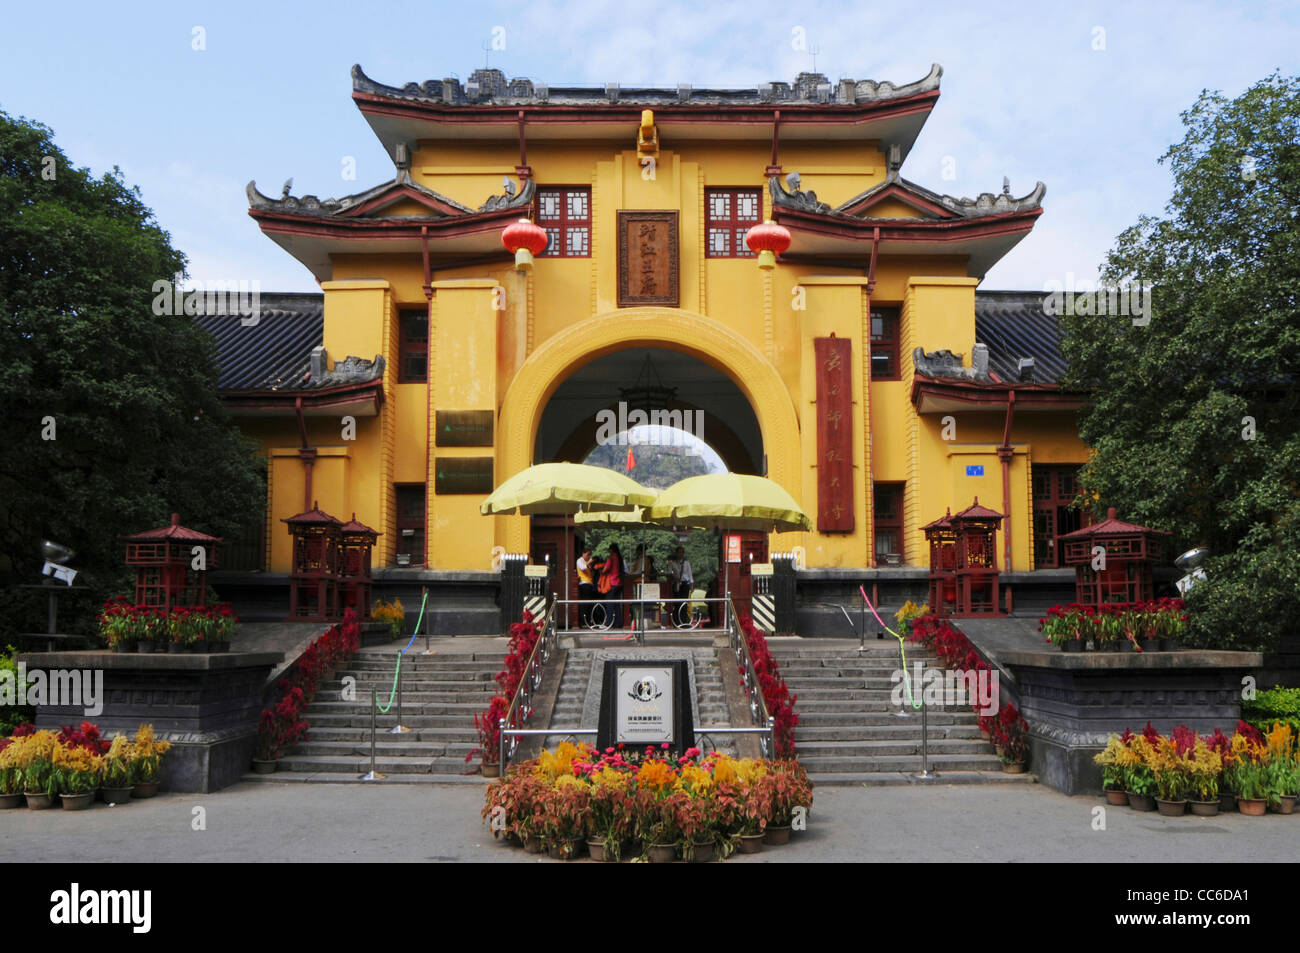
[{"x1": 575, "y1": 542, "x2": 694, "y2": 628}]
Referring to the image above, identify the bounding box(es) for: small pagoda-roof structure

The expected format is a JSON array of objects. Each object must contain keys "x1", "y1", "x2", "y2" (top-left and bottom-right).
[
  {"x1": 124, "y1": 512, "x2": 222, "y2": 544},
  {"x1": 1059, "y1": 507, "x2": 1170, "y2": 605}
]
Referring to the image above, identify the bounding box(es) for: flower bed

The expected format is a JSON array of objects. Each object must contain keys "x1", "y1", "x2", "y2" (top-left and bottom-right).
[
  {"x1": 737, "y1": 615, "x2": 798, "y2": 757},
  {"x1": 482, "y1": 741, "x2": 813, "y2": 861},
  {"x1": 467, "y1": 611, "x2": 542, "y2": 771},
  {"x1": 97, "y1": 596, "x2": 238, "y2": 651},
  {"x1": 0, "y1": 721, "x2": 174, "y2": 807},
  {"x1": 255, "y1": 609, "x2": 361, "y2": 762},
  {"x1": 1094, "y1": 720, "x2": 1299, "y2": 814},
  {"x1": 907, "y1": 613, "x2": 1028, "y2": 768},
  {"x1": 1038, "y1": 599, "x2": 1188, "y2": 651}
]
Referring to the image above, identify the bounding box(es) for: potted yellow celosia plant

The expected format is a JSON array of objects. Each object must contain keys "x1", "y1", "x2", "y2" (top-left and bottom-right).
[
  {"x1": 102, "y1": 734, "x2": 135, "y2": 805},
  {"x1": 53, "y1": 741, "x2": 103, "y2": 811},
  {"x1": 129, "y1": 724, "x2": 172, "y2": 798}
]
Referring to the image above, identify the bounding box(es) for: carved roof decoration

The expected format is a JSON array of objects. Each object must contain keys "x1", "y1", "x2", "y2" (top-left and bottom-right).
[
  {"x1": 351, "y1": 63, "x2": 943, "y2": 108},
  {"x1": 246, "y1": 177, "x2": 475, "y2": 219},
  {"x1": 833, "y1": 171, "x2": 1047, "y2": 221},
  {"x1": 478, "y1": 176, "x2": 536, "y2": 212},
  {"x1": 912, "y1": 346, "x2": 993, "y2": 383}
]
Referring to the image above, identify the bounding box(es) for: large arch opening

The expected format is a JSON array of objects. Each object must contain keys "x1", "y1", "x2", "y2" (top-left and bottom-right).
[{"x1": 534, "y1": 346, "x2": 763, "y2": 487}]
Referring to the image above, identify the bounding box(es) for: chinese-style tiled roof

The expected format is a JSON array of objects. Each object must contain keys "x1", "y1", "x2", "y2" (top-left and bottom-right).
[
  {"x1": 245, "y1": 176, "x2": 533, "y2": 220},
  {"x1": 193, "y1": 293, "x2": 323, "y2": 391},
  {"x1": 831, "y1": 172, "x2": 1046, "y2": 220},
  {"x1": 123, "y1": 513, "x2": 221, "y2": 543},
  {"x1": 921, "y1": 508, "x2": 955, "y2": 531},
  {"x1": 953, "y1": 498, "x2": 1003, "y2": 521},
  {"x1": 339, "y1": 513, "x2": 380, "y2": 537},
  {"x1": 974, "y1": 291, "x2": 1069, "y2": 385},
  {"x1": 283, "y1": 503, "x2": 342, "y2": 526},
  {"x1": 351, "y1": 64, "x2": 943, "y2": 108},
  {"x1": 1058, "y1": 507, "x2": 1169, "y2": 539}
]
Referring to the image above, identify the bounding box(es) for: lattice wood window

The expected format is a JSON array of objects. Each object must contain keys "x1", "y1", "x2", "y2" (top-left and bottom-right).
[
  {"x1": 536, "y1": 187, "x2": 591, "y2": 257},
  {"x1": 705, "y1": 188, "x2": 760, "y2": 258},
  {"x1": 398, "y1": 309, "x2": 428, "y2": 383},
  {"x1": 870, "y1": 306, "x2": 901, "y2": 381},
  {"x1": 873, "y1": 482, "x2": 905, "y2": 562}
]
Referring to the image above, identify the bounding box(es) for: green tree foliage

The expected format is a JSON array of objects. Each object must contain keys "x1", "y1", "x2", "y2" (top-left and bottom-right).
[
  {"x1": 1060, "y1": 73, "x2": 1300, "y2": 650},
  {"x1": 0, "y1": 110, "x2": 264, "y2": 635},
  {"x1": 582, "y1": 526, "x2": 719, "y2": 592}
]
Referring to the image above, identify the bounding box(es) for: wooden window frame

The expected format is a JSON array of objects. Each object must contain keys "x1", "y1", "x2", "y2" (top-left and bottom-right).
[
  {"x1": 873, "y1": 482, "x2": 905, "y2": 563},
  {"x1": 397, "y1": 309, "x2": 428, "y2": 384},
  {"x1": 394, "y1": 484, "x2": 426, "y2": 567},
  {"x1": 535, "y1": 186, "x2": 591, "y2": 258},
  {"x1": 870, "y1": 306, "x2": 901, "y2": 381},
  {"x1": 704, "y1": 187, "x2": 761, "y2": 258}
]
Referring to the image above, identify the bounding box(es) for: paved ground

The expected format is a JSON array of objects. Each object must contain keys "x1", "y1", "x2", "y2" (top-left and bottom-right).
[{"x1": 3, "y1": 780, "x2": 1294, "y2": 863}]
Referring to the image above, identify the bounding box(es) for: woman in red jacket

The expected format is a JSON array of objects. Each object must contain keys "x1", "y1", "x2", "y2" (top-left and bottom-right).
[{"x1": 594, "y1": 544, "x2": 624, "y2": 628}]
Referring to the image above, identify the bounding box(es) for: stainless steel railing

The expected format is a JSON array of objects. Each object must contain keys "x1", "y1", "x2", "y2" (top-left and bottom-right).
[
  {"x1": 498, "y1": 595, "x2": 556, "y2": 768},
  {"x1": 726, "y1": 596, "x2": 776, "y2": 759}
]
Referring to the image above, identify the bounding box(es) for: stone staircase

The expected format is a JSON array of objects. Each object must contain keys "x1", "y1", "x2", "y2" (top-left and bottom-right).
[
  {"x1": 772, "y1": 641, "x2": 1030, "y2": 786},
  {"x1": 254, "y1": 644, "x2": 504, "y2": 783}
]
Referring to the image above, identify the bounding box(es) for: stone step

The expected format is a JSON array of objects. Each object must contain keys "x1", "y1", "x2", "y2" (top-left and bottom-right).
[
  {"x1": 293, "y1": 740, "x2": 478, "y2": 758},
  {"x1": 794, "y1": 739, "x2": 995, "y2": 757},
  {"x1": 307, "y1": 712, "x2": 496, "y2": 728},
  {"x1": 243, "y1": 771, "x2": 487, "y2": 786},
  {"x1": 795, "y1": 724, "x2": 983, "y2": 742},
  {"x1": 276, "y1": 754, "x2": 476, "y2": 776},
  {"x1": 305, "y1": 726, "x2": 482, "y2": 743},
  {"x1": 796, "y1": 753, "x2": 1005, "y2": 773},
  {"x1": 305, "y1": 700, "x2": 487, "y2": 715},
  {"x1": 808, "y1": 770, "x2": 1036, "y2": 787},
  {"x1": 797, "y1": 711, "x2": 977, "y2": 726}
]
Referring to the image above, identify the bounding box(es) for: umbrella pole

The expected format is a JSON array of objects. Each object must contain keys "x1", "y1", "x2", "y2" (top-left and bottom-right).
[{"x1": 564, "y1": 514, "x2": 571, "y2": 632}]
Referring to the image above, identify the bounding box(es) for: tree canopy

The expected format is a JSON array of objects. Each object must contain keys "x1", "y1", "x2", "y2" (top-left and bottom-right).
[
  {"x1": 1060, "y1": 72, "x2": 1300, "y2": 650},
  {"x1": 0, "y1": 110, "x2": 264, "y2": 635}
]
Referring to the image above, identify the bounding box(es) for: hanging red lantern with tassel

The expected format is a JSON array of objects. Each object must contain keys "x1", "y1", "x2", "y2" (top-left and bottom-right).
[
  {"x1": 501, "y1": 218, "x2": 548, "y2": 272},
  {"x1": 744, "y1": 219, "x2": 792, "y2": 270}
]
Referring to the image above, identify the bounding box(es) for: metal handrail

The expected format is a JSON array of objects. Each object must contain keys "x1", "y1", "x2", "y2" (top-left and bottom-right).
[
  {"x1": 727, "y1": 596, "x2": 776, "y2": 758},
  {"x1": 498, "y1": 595, "x2": 556, "y2": 767}
]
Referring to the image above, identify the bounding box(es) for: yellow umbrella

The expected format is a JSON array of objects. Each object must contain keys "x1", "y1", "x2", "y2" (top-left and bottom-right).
[
  {"x1": 480, "y1": 463, "x2": 657, "y2": 516},
  {"x1": 646, "y1": 473, "x2": 811, "y2": 532}
]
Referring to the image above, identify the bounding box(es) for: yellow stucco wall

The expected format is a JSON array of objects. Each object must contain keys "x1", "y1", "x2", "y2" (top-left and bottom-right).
[{"x1": 244, "y1": 130, "x2": 1081, "y2": 575}]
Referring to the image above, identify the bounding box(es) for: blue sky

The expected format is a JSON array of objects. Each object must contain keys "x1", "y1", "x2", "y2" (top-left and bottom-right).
[{"x1": 2, "y1": 0, "x2": 1296, "y2": 291}]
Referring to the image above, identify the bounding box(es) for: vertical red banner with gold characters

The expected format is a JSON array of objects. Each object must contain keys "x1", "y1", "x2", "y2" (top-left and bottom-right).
[{"x1": 814, "y1": 335, "x2": 854, "y2": 533}]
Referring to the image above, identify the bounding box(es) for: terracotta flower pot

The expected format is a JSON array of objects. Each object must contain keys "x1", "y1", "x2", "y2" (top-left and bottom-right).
[
  {"x1": 251, "y1": 758, "x2": 278, "y2": 775},
  {"x1": 737, "y1": 834, "x2": 764, "y2": 854},
  {"x1": 1155, "y1": 798, "x2": 1186, "y2": 817},
  {"x1": 0, "y1": 792, "x2": 25, "y2": 809},
  {"x1": 61, "y1": 792, "x2": 94, "y2": 811},
  {"x1": 764, "y1": 825, "x2": 792, "y2": 845},
  {"x1": 1126, "y1": 792, "x2": 1156, "y2": 812},
  {"x1": 481, "y1": 762, "x2": 501, "y2": 779},
  {"x1": 1237, "y1": 797, "x2": 1267, "y2": 816},
  {"x1": 1189, "y1": 800, "x2": 1220, "y2": 817},
  {"x1": 132, "y1": 782, "x2": 158, "y2": 799},
  {"x1": 1002, "y1": 761, "x2": 1025, "y2": 775},
  {"x1": 1268, "y1": 795, "x2": 1295, "y2": 815},
  {"x1": 586, "y1": 839, "x2": 607, "y2": 862},
  {"x1": 1105, "y1": 789, "x2": 1129, "y2": 806},
  {"x1": 102, "y1": 786, "x2": 134, "y2": 805},
  {"x1": 25, "y1": 792, "x2": 55, "y2": 810},
  {"x1": 647, "y1": 843, "x2": 676, "y2": 863}
]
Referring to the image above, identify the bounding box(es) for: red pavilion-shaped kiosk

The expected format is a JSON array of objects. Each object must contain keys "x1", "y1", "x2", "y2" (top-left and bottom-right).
[
  {"x1": 283, "y1": 502, "x2": 342, "y2": 621},
  {"x1": 924, "y1": 498, "x2": 1004, "y2": 617},
  {"x1": 122, "y1": 513, "x2": 222, "y2": 611},
  {"x1": 1058, "y1": 507, "x2": 1169, "y2": 605}
]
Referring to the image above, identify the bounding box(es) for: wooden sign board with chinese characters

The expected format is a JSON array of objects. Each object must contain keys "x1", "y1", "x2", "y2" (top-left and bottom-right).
[
  {"x1": 617, "y1": 211, "x2": 679, "y2": 307},
  {"x1": 814, "y1": 336, "x2": 854, "y2": 533}
]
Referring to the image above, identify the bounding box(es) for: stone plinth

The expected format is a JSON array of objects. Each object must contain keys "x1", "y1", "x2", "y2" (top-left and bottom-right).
[
  {"x1": 998, "y1": 648, "x2": 1264, "y2": 795},
  {"x1": 20, "y1": 651, "x2": 282, "y2": 794}
]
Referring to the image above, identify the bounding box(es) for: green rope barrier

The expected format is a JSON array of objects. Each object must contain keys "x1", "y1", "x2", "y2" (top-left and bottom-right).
[
  {"x1": 860, "y1": 586, "x2": 921, "y2": 710},
  {"x1": 375, "y1": 589, "x2": 428, "y2": 713}
]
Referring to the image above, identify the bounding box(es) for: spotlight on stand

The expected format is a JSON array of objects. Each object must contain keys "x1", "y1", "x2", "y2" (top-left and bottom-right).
[
  {"x1": 1174, "y1": 546, "x2": 1209, "y2": 596},
  {"x1": 40, "y1": 540, "x2": 78, "y2": 586}
]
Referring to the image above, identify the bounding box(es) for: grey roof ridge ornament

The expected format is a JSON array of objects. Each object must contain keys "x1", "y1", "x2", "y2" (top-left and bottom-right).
[
  {"x1": 769, "y1": 171, "x2": 831, "y2": 213},
  {"x1": 912, "y1": 346, "x2": 993, "y2": 383},
  {"x1": 834, "y1": 175, "x2": 1046, "y2": 218},
  {"x1": 351, "y1": 61, "x2": 942, "y2": 107},
  {"x1": 246, "y1": 177, "x2": 474, "y2": 217},
  {"x1": 312, "y1": 354, "x2": 386, "y2": 389},
  {"x1": 478, "y1": 176, "x2": 537, "y2": 212}
]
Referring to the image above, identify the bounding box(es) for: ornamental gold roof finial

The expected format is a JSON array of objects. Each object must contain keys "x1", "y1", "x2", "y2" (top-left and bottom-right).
[{"x1": 637, "y1": 109, "x2": 659, "y2": 158}]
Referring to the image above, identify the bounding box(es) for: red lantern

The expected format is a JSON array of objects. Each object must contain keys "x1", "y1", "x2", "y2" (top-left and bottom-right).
[
  {"x1": 744, "y1": 220, "x2": 792, "y2": 270},
  {"x1": 502, "y1": 218, "x2": 548, "y2": 272}
]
